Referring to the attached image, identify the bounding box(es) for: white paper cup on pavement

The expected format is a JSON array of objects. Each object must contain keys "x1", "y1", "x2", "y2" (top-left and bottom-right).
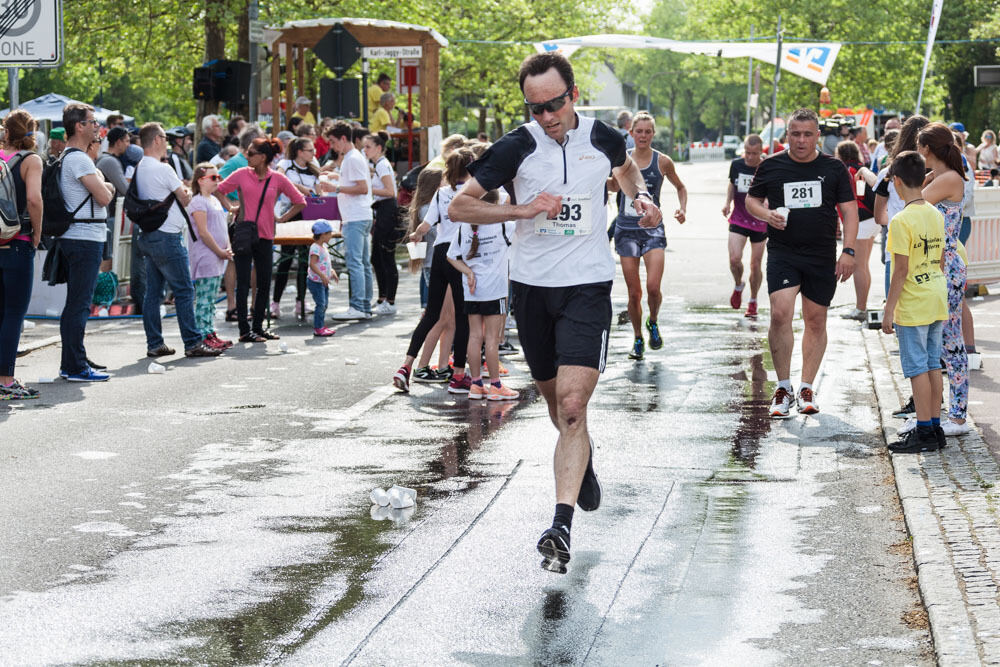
[
  {"x1": 36, "y1": 377, "x2": 54, "y2": 384},
  {"x1": 147, "y1": 362, "x2": 166, "y2": 374},
  {"x1": 406, "y1": 242, "x2": 427, "y2": 259},
  {"x1": 370, "y1": 488, "x2": 390, "y2": 507},
  {"x1": 278, "y1": 342, "x2": 288, "y2": 353},
  {"x1": 388, "y1": 487, "x2": 414, "y2": 509},
  {"x1": 389, "y1": 485, "x2": 417, "y2": 503}
]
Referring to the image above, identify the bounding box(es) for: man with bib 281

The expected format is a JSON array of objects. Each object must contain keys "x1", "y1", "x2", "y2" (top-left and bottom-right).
[
  {"x1": 744, "y1": 108, "x2": 858, "y2": 418},
  {"x1": 449, "y1": 53, "x2": 662, "y2": 574}
]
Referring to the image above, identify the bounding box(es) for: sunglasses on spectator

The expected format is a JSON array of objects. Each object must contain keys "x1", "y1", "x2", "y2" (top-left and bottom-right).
[
  {"x1": 524, "y1": 87, "x2": 572, "y2": 115},
  {"x1": 200, "y1": 174, "x2": 221, "y2": 181},
  {"x1": 81, "y1": 118, "x2": 99, "y2": 126}
]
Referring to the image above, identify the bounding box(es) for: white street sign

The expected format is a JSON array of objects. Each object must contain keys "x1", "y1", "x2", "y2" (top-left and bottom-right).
[
  {"x1": 248, "y1": 19, "x2": 264, "y2": 43},
  {"x1": 362, "y1": 46, "x2": 422, "y2": 60},
  {"x1": 0, "y1": 0, "x2": 62, "y2": 67}
]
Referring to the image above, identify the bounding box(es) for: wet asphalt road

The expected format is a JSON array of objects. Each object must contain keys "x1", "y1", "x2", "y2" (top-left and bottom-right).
[{"x1": 1, "y1": 161, "x2": 932, "y2": 664}]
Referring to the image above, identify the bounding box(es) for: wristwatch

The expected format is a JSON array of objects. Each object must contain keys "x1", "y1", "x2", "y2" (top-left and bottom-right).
[
  {"x1": 635, "y1": 191, "x2": 653, "y2": 201},
  {"x1": 842, "y1": 247, "x2": 856, "y2": 257}
]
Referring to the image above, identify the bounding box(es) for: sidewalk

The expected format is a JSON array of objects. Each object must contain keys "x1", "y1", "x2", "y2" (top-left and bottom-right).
[{"x1": 865, "y1": 314, "x2": 1000, "y2": 665}]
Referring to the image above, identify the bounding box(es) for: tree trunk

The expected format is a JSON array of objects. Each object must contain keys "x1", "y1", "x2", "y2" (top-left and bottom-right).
[
  {"x1": 668, "y1": 92, "x2": 677, "y2": 160},
  {"x1": 195, "y1": 0, "x2": 226, "y2": 150},
  {"x1": 442, "y1": 106, "x2": 449, "y2": 135},
  {"x1": 478, "y1": 106, "x2": 487, "y2": 135}
]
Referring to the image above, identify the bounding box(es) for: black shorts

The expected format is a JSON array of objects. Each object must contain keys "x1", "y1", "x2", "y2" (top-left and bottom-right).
[
  {"x1": 465, "y1": 297, "x2": 508, "y2": 316},
  {"x1": 511, "y1": 280, "x2": 612, "y2": 382},
  {"x1": 729, "y1": 223, "x2": 767, "y2": 244},
  {"x1": 766, "y1": 250, "x2": 837, "y2": 307}
]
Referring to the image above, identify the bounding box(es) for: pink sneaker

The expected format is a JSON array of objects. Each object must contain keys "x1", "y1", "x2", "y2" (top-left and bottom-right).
[
  {"x1": 468, "y1": 382, "x2": 488, "y2": 400},
  {"x1": 313, "y1": 327, "x2": 336, "y2": 337},
  {"x1": 487, "y1": 383, "x2": 519, "y2": 401}
]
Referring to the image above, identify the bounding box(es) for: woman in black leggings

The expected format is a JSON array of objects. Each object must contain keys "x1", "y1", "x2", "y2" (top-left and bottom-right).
[
  {"x1": 364, "y1": 132, "x2": 401, "y2": 314},
  {"x1": 392, "y1": 148, "x2": 475, "y2": 394}
]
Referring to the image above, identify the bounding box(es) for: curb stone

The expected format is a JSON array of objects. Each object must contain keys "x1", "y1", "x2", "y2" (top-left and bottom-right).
[{"x1": 863, "y1": 328, "x2": 982, "y2": 666}]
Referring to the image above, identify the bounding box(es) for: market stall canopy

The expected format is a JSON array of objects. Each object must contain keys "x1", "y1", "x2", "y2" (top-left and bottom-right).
[
  {"x1": 0, "y1": 93, "x2": 133, "y2": 124},
  {"x1": 263, "y1": 18, "x2": 446, "y2": 128},
  {"x1": 534, "y1": 35, "x2": 841, "y2": 85}
]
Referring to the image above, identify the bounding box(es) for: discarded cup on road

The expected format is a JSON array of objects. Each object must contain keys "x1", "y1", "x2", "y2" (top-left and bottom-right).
[
  {"x1": 279, "y1": 342, "x2": 289, "y2": 353},
  {"x1": 36, "y1": 377, "x2": 54, "y2": 384},
  {"x1": 370, "y1": 504, "x2": 392, "y2": 521},
  {"x1": 389, "y1": 505, "x2": 415, "y2": 526},
  {"x1": 147, "y1": 362, "x2": 166, "y2": 374},
  {"x1": 345, "y1": 358, "x2": 359, "y2": 365},
  {"x1": 388, "y1": 486, "x2": 414, "y2": 509},
  {"x1": 389, "y1": 485, "x2": 417, "y2": 503},
  {"x1": 370, "y1": 487, "x2": 390, "y2": 507}
]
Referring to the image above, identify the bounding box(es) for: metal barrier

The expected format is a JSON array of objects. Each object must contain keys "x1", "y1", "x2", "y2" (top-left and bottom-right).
[
  {"x1": 688, "y1": 141, "x2": 725, "y2": 162},
  {"x1": 968, "y1": 188, "x2": 1000, "y2": 285}
]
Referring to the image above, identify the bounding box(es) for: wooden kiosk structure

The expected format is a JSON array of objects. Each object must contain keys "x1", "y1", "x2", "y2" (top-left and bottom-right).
[{"x1": 264, "y1": 18, "x2": 447, "y2": 162}]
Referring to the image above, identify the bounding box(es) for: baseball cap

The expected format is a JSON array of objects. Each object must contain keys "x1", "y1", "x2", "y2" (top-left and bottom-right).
[
  {"x1": 311, "y1": 220, "x2": 333, "y2": 235},
  {"x1": 295, "y1": 96, "x2": 311, "y2": 106},
  {"x1": 949, "y1": 122, "x2": 966, "y2": 133},
  {"x1": 49, "y1": 127, "x2": 65, "y2": 140}
]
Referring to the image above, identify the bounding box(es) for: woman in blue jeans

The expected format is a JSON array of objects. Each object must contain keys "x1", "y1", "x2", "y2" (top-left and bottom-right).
[{"x1": 0, "y1": 110, "x2": 44, "y2": 399}]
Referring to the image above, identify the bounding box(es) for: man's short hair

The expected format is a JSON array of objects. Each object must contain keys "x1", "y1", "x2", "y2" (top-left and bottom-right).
[
  {"x1": 63, "y1": 103, "x2": 93, "y2": 139},
  {"x1": 377, "y1": 73, "x2": 391, "y2": 84},
  {"x1": 139, "y1": 122, "x2": 163, "y2": 149},
  {"x1": 238, "y1": 124, "x2": 263, "y2": 150},
  {"x1": 106, "y1": 114, "x2": 124, "y2": 127},
  {"x1": 788, "y1": 108, "x2": 820, "y2": 127},
  {"x1": 518, "y1": 52, "x2": 574, "y2": 93},
  {"x1": 328, "y1": 120, "x2": 352, "y2": 141},
  {"x1": 617, "y1": 110, "x2": 632, "y2": 128},
  {"x1": 745, "y1": 134, "x2": 763, "y2": 148},
  {"x1": 201, "y1": 114, "x2": 220, "y2": 134},
  {"x1": 380, "y1": 92, "x2": 394, "y2": 106},
  {"x1": 227, "y1": 115, "x2": 245, "y2": 135},
  {"x1": 888, "y1": 150, "x2": 926, "y2": 189},
  {"x1": 106, "y1": 127, "x2": 130, "y2": 146}
]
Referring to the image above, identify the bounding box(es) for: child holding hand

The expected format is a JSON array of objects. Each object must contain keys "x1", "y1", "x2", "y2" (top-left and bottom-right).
[
  {"x1": 882, "y1": 151, "x2": 949, "y2": 453},
  {"x1": 308, "y1": 220, "x2": 339, "y2": 337}
]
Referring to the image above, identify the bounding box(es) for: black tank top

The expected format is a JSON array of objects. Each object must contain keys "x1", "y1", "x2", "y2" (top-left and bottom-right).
[
  {"x1": 615, "y1": 149, "x2": 664, "y2": 230},
  {"x1": 9, "y1": 151, "x2": 31, "y2": 235}
]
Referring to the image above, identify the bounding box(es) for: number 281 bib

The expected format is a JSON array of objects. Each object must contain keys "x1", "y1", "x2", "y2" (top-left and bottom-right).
[
  {"x1": 533, "y1": 194, "x2": 592, "y2": 236},
  {"x1": 783, "y1": 180, "x2": 822, "y2": 209}
]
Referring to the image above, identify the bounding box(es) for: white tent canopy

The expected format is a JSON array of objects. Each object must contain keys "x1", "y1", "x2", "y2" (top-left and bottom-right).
[
  {"x1": 534, "y1": 35, "x2": 841, "y2": 85},
  {"x1": 0, "y1": 93, "x2": 134, "y2": 124}
]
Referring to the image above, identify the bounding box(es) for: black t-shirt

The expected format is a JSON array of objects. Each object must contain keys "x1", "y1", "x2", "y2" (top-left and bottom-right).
[
  {"x1": 748, "y1": 151, "x2": 854, "y2": 256},
  {"x1": 728, "y1": 157, "x2": 758, "y2": 186}
]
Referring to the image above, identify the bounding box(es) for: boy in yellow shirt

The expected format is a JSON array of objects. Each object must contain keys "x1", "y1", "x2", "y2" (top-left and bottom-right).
[{"x1": 882, "y1": 151, "x2": 949, "y2": 453}]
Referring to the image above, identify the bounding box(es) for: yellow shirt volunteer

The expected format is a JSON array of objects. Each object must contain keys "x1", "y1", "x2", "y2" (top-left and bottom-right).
[
  {"x1": 887, "y1": 202, "x2": 948, "y2": 326},
  {"x1": 370, "y1": 107, "x2": 392, "y2": 134},
  {"x1": 292, "y1": 111, "x2": 316, "y2": 126},
  {"x1": 368, "y1": 84, "x2": 385, "y2": 118}
]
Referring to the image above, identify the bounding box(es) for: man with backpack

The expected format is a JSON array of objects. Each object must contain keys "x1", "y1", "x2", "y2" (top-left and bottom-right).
[
  {"x1": 132, "y1": 122, "x2": 221, "y2": 359},
  {"x1": 53, "y1": 103, "x2": 115, "y2": 382}
]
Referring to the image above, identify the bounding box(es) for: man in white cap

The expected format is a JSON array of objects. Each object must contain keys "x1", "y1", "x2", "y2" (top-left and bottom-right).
[{"x1": 292, "y1": 96, "x2": 316, "y2": 126}]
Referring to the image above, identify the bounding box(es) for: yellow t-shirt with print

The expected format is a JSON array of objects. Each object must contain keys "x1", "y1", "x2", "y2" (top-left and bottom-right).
[
  {"x1": 887, "y1": 202, "x2": 948, "y2": 326},
  {"x1": 370, "y1": 107, "x2": 392, "y2": 134}
]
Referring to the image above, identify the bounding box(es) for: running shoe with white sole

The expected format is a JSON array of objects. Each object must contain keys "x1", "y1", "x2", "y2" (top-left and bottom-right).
[
  {"x1": 498, "y1": 341, "x2": 519, "y2": 356},
  {"x1": 413, "y1": 366, "x2": 445, "y2": 383},
  {"x1": 745, "y1": 301, "x2": 758, "y2": 319},
  {"x1": 941, "y1": 419, "x2": 971, "y2": 436},
  {"x1": 797, "y1": 387, "x2": 819, "y2": 415},
  {"x1": 487, "y1": 383, "x2": 518, "y2": 401},
  {"x1": 769, "y1": 387, "x2": 793, "y2": 418},
  {"x1": 892, "y1": 396, "x2": 915, "y2": 419},
  {"x1": 469, "y1": 383, "x2": 488, "y2": 400},
  {"x1": 448, "y1": 374, "x2": 472, "y2": 394},
  {"x1": 392, "y1": 366, "x2": 410, "y2": 392},
  {"x1": 898, "y1": 417, "x2": 917, "y2": 436},
  {"x1": 628, "y1": 337, "x2": 644, "y2": 360},
  {"x1": 0, "y1": 380, "x2": 39, "y2": 400},
  {"x1": 840, "y1": 308, "x2": 866, "y2": 321},
  {"x1": 537, "y1": 525, "x2": 571, "y2": 574},
  {"x1": 646, "y1": 318, "x2": 663, "y2": 350},
  {"x1": 577, "y1": 438, "x2": 601, "y2": 511}
]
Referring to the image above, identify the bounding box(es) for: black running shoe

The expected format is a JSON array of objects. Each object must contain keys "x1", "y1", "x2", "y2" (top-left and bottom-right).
[
  {"x1": 577, "y1": 438, "x2": 601, "y2": 512},
  {"x1": 413, "y1": 366, "x2": 448, "y2": 383},
  {"x1": 646, "y1": 318, "x2": 663, "y2": 350},
  {"x1": 892, "y1": 396, "x2": 915, "y2": 419},
  {"x1": 537, "y1": 525, "x2": 571, "y2": 574},
  {"x1": 628, "y1": 337, "x2": 644, "y2": 360},
  {"x1": 498, "y1": 340, "x2": 519, "y2": 356},
  {"x1": 889, "y1": 426, "x2": 941, "y2": 453}
]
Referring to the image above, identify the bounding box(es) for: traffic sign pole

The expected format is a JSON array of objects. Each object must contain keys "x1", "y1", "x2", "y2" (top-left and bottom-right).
[{"x1": 7, "y1": 67, "x2": 17, "y2": 109}]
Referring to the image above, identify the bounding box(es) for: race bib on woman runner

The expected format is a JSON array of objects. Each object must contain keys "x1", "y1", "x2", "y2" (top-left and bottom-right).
[
  {"x1": 736, "y1": 173, "x2": 753, "y2": 193},
  {"x1": 783, "y1": 180, "x2": 822, "y2": 208},
  {"x1": 534, "y1": 194, "x2": 592, "y2": 236}
]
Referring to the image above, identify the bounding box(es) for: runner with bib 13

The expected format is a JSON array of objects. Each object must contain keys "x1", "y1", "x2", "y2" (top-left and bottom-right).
[{"x1": 744, "y1": 108, "x2": 859, "y2": 419}]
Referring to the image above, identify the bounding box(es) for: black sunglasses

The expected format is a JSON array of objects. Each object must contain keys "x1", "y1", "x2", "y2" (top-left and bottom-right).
[{"x1": 524, "y1": 87, "x2": 573, "y2": 115}]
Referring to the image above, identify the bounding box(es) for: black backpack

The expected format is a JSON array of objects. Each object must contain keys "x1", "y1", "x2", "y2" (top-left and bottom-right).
[
  {"x1": 41, "y1": 148, "x2": 95, "y2": 237},
  {"x1": 124, "y1": 159, "x2": 196, "y2": 238}
]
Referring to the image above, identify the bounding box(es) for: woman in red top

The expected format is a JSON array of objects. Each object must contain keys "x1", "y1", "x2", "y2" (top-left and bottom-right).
[{"x1": 217, "y1": 137, "x2": 306, "y2": 342}]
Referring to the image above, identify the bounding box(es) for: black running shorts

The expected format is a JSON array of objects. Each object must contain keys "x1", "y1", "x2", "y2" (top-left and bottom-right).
[
  {"x1": 766, "y1": 250, "x2": 837, "y2": 307},
  {"x1": 465, "y1": 297, "x2": 508, "y2": 316},
  {"x1": 511, "y1": 280, "x2": 612, "y2": 382},
  {"x1": 728, "y1": 223, "x2": 767, "y2": 244}
]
